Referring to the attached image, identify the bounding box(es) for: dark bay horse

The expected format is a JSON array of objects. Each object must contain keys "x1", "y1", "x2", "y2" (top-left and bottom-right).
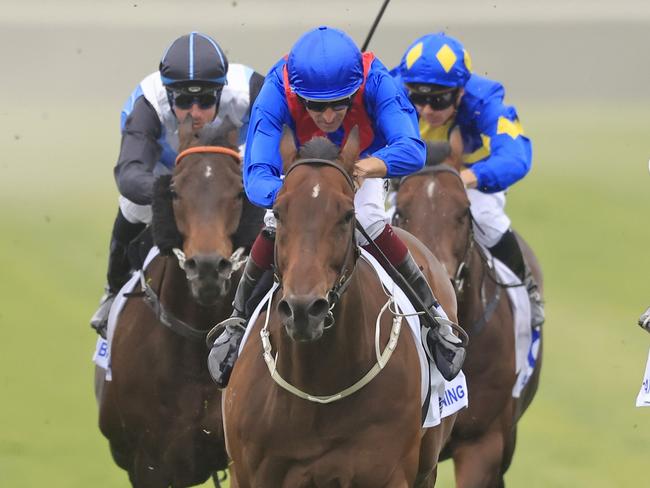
[
  {"x1": 224, "y1": 128, "x2": 457, "y2": 488},
  {"x1": 394, "y1": 155, "x2": 543, "y2": 487},
  {"x1": 96, "y1": 115, "x2": 256, "y2": 487}
]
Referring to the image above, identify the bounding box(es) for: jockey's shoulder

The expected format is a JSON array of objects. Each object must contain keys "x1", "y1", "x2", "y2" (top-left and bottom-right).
[{"x1": 459, "y1": 75, "x2": 508, "y2": 121}]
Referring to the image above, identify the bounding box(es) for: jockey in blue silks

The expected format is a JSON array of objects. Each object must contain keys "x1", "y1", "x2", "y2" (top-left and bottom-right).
[
  {"x1": 394, "y1": 32, "x2": 544, "y2": 327},
  {"x1": 90, "y1": 32, "x2": 264, "y2": 335},
  {"x1": 207, "y1": 26, "x2": 466, "y2": 388}
]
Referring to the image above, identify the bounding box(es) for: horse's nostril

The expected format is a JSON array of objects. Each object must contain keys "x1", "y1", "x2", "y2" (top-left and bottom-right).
[
  {"x1": 278, "y1": 300, "x2": 292, "y2": 319},
  {"x1": 217, "y1": 258, "x2": 232, "y2": 275},
  {"x1": 309, "y1": 298, "x2": 329, "y2": 318},
  {"x1": 185, "y1": 258, "x2": 197, "y2": 271}
]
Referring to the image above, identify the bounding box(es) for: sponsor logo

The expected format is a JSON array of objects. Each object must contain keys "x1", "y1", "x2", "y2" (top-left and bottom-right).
[{"x1": 439, "y1": 384, "x2": 466, "y2": 409}]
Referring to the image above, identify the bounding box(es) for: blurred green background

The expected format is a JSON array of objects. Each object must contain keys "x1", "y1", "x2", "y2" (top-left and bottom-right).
[{"x1": 1, "y1": 1, "x2": 649, "y2": 486}]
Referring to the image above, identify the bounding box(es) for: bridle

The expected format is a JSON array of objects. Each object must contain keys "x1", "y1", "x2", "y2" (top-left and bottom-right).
[
  {"x1": 170, "y1": 145, "x2": 245, "y2": 271},
  {"x1": 401, "y1": 164, "x2": 507, "y2": 334},
  {"x1": 275, "y1": 158, "x2": 359, "y2": 327},
  {"x1": 400, "y1": 164, "x2": 475, "y2": 297}
]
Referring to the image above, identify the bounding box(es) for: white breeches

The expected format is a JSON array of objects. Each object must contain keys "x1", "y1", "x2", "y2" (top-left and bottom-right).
[
  {"x1": 263, "y1": 177, "x2": 388, "y2": 245},
  {"x1": 119, "y1": 196, "x2": 152, "y2": 225},
  {"x1": 467, "y1": 189, "x2": 510, "y2": 248}
]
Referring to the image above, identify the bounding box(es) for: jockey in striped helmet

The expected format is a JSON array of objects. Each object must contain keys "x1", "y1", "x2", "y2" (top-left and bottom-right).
[{"x1": 90, "y1": 32, "x2": 265, "y2": 335}]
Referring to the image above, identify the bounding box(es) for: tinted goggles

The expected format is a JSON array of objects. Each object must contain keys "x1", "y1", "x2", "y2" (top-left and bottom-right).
[
  {"x1": 172, "y1": 91, "x2": 219, "y2": 110},
  {"x1": 408, "y1": 89, "x2": 458, "y2": 110},
  {"x1": 298, "y1": 94, "x2": 354, "y2": 113}
]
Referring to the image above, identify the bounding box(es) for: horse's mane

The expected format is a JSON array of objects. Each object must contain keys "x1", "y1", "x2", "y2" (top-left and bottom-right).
[
  {"x1": 298, "y1": 137, "x2": 340, "y2": 161},
  {"x1": 199, "y1": 125, "x2": 239, "y2": 152}
]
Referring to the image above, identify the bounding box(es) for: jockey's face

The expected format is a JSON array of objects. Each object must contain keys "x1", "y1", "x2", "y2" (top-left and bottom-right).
[
  {"x1": 413, "y1": 88, "x2": 464, "y2": 128},
  {"x1": 173, "y1": 103, "x2": 217, "y2": 130},
  {"x1": 306, "y1": 106, "x2": 349, "y2": 133}
]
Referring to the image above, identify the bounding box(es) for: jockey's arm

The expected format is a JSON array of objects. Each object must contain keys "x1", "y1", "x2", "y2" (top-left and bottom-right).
[
  {"x1": 114, "y1": 97, "x2": 162, "y2": 205},
  {"x1": 364, "y1": 63, "x2": 426, "y2": 179},
  {"x1": 243, "y1": 66, "x2": 290, "y2": 209},
  {"x1": 468, "y1": 102, "x2": 532, "y2": 193}
]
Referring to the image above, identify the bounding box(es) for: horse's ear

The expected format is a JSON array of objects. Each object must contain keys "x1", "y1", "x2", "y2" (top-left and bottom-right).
[
  {"x1": 446, "y1": 127, "x2": 464, "y2": 171},
  {"x1": 279, "y1": 125, "x2": 297, "y2": 173},
  {"x1": 178, "y1": 115, "x2": 196, "y2": 152},
  {"x1": 340, "y1": 126, "x2": 360, "y2": 172}
]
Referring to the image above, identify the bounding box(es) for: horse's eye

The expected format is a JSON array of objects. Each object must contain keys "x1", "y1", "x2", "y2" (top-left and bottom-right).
[
  {"x1": 272, "y1": 209, "x2": 280, "y2": 222},
  {"x1": 342, "y1": 210, "x2": 355, "y2": 224},
  {"x1": 169, "y1": 186, "x2": 178, "y2": 199},
  {"x1": 238, "y1": 191, "x2": 245, "y2": 200}
]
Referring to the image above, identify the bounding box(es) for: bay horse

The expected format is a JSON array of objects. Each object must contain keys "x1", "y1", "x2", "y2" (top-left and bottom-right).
[
  {"x1": 96, "y1": 115, "x2": 260, "y2": 487},
  {"x1": 224, "y1": 128, "x2": 458, "y2": 488},
  {"x1": 394, "y1": 150, "x2": 543, "y2": 487}
]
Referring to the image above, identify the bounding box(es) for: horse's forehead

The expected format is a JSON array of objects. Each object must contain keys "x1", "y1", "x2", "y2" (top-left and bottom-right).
[{"x1": 175, "y1": 157, "x2": 239, "y2": 184}]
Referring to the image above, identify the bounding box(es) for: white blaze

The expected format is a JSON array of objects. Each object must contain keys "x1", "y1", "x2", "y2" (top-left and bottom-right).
[
  {"x1": 311, "y1": 183, "x2": 321, "y2": 198},
  {"x1": 204, "y1": 166, "x2": 213, "y2": 178},
  {"x1": 426, "y1": 181, "x2": 435, "y2": 199}
]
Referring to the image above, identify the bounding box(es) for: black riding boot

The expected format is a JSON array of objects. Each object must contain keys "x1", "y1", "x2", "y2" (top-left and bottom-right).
[
  {"x1": 489, "y1": 229, "x2": 545, "y2": 328},
  {"x1": 397, "y1": 252, "x2": 466, "y2": 381},
  {"x1": 90, "y1": 209, "x2": 145, "y2": 337},
  {"x1": 208, "y1": 257, "x2": 266, "y2": 388}
]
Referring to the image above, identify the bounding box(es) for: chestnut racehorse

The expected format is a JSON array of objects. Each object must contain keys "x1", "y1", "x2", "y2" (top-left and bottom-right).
[
  {"x1": 96, "y1": 116, "x2": 261, "y2": 487},
  {"x1": 224, "y1": 128, "x2": 458, "y2": 487},
  {"x1": 394, "y1": 157, "x2": 543, "y2": 488}
]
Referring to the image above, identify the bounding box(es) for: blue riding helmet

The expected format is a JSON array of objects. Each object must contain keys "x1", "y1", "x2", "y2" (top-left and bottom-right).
[
  {"x1": 159, "y1": 31, "x2": 229, "y2": 94},
  {"x1": 399, "y1": 33, "x2": 472, "y2": 89},
  {"x1": 287, "y1": 26, "x2": 363, "y2": 101}
]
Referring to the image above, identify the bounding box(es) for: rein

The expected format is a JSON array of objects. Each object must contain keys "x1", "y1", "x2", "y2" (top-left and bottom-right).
[
  {"x1": 399, "y1": 163, "x2": 504, "y2": 334},
  {"x1": 138, "y1": 248, "x2": 247, "y2": 342},
  {"x1": 260, "y1": 253, "x2": 404, "y2": 404},
  {"x1": 175, "y1": 145, "x2": 241, "y2": 166}
]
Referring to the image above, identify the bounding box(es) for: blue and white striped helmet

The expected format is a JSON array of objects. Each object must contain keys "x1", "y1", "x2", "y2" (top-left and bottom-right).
[{"x1": 159, "y1": 32, "x2": 228, "y2": 92}]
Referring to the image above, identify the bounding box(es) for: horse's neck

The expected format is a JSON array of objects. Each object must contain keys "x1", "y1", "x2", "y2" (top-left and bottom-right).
[
  {"x1": 154, "y1": 256, "x2": 234, "y2": 327},
  {"x1": 274, "y1": 263, "x2": 381, "y2": 392}
]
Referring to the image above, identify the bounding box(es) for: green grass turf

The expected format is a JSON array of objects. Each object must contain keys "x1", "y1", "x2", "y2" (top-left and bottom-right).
[{"x1": 0, "y1": 102, "x2": 648, "y2": 487}]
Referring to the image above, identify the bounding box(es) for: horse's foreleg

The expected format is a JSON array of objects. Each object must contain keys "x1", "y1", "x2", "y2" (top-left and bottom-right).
[{"x1": 452, "y1": 428, "x2": 505, "y2": 488}]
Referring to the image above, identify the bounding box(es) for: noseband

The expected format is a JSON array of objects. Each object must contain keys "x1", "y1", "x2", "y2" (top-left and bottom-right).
[
  {"x1": 170, "y1": 145, "x2": 245, "y2": 272},
  {"x1": 276, "y1": 158, "x2": 358, "y2": 326}
]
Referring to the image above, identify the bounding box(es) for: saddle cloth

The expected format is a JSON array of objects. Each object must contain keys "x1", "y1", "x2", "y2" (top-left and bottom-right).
[
  {"x1": 489, "y1": 257, "x2": 540, "y2": 398},
  {"x1": 239, "y1": 248, "x2": 468, "y2": 428},
  {"x1": 636, "y1": 348, "x2": 650, "y2": 407},
  {"x1": 92, "y1": 247, "x2": 161, "y2": 381}
]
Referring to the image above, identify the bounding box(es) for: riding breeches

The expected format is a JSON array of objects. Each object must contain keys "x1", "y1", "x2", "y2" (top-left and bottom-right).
[
  {"x1": 467, "y1": 189, "x2": 511, "y2": 248},
  {"x1": 118, "y1": 196, "x2": 152, "y2": 225},
  {"x1": 263, "y1": 177, "x2": 388, "y2": 244}
]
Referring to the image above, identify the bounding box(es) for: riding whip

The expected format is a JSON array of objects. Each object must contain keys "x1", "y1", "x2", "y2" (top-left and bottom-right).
[{"x1": 361, "y1": 0, "x2": 392, "y2": 51}]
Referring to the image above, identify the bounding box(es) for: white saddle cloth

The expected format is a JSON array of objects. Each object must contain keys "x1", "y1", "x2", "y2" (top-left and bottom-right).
[
  {"x1": 239, "y1": 248, "x2": 468, "y2": 428},
  {"x1": 636, "y1": 348, "x2": 650, "y2": 407},
  {"x1": 490, "y1": 257, "x2": 540, "y2": 398},
  {"x1": 92, "y1": 247, "x2": 161, "y2": 381}
]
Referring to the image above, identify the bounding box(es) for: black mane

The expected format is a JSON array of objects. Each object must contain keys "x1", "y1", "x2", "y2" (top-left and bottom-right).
[{"x1": 298, "y1": 137, "x2": 340, "y2": 161}]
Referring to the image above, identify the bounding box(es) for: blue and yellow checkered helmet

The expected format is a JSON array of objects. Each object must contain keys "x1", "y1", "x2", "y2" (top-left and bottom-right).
[{"x1": 399, "y1": 33, "x2": 472, "y2": 88}]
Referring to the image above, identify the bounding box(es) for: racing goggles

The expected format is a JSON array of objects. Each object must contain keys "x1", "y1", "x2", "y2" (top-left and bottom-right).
[
  {"x1": 171, "y1": 89, "x2": 220, "y2": 110},
  {"x1": 408, "y1": 89, "x2": 458, "y2": 111},
  {"x1": 298, "y1": 94, "x2": 355, "y2": 113}
]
